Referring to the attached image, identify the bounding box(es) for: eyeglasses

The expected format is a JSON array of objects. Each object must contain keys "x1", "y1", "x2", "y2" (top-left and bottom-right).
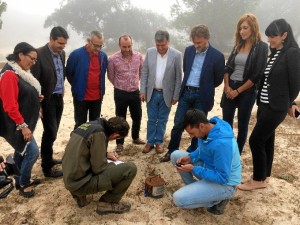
[
  {"x1": 90, "y1": 40, "x2": 104, "y2": 49},
  {"x1": 25, "y1": 54, "x2": 37, "y2": 63}
]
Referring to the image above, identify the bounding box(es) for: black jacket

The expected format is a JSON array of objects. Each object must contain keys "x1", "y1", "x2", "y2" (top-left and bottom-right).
[
  {"x1": 30, "y1": 44, "x2": 66, "y2": 108},
  {"x1": 257, "y1": 46, "x2": 300, "y2": 111},
  {"x1": 225, "y1": 41, "x2": 268, "y2": 91}
]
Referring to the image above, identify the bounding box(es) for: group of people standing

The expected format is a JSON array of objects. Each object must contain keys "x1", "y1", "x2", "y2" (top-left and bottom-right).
[{"x1": 0, "y1": 12, "x2": 299, "y2": 216}]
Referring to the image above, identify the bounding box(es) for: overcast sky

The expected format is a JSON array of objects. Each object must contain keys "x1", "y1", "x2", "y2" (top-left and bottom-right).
[{"x1": 0, "y1": 0, "x2": 176, "y2": 60}]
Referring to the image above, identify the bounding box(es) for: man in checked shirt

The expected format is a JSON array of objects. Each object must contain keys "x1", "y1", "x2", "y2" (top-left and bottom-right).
[{"x1": 108, "y1": 35, "x2": 146, "y2": 153}]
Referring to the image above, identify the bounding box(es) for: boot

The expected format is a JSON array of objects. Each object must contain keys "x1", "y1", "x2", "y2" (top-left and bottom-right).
[{"x1": 207, "y1": 199, "x2": 229, "y2": 215}]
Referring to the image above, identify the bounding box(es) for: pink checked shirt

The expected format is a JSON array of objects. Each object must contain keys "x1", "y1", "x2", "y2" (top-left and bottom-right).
[{"x1": 108, "y1": 51, "x2": 143, "y2": 92}]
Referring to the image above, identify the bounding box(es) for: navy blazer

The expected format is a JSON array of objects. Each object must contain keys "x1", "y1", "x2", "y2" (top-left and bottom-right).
[{"x1": 180, "y1": 44, "x2": 225, "y2": 112}]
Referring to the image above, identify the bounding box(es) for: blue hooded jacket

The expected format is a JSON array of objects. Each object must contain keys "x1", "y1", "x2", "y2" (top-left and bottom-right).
[{"x1": 189, "y1": 116, "x2": 241, "y2": 186}]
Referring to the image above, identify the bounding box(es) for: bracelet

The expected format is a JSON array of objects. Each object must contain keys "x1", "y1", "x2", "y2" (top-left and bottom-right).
[
  {"x1": 16, "y1": 122, "x2": 28, "y2": 131},
  {"x1": 236, "y1": 89, "x2": 240, "y2": 94}
]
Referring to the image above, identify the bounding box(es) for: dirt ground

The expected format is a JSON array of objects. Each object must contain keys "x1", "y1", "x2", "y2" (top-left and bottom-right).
[{"x1": 0, "y1": 80, "x2": 299, "y2": 225}]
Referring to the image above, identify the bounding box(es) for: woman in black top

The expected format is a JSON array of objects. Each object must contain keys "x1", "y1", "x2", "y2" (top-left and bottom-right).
[
  {"x1": 221, "y1": 13, "x2": 268, "y2": 154},
  {"x1": 238, "y1": 19, "x2": 300, "y2": 191}
]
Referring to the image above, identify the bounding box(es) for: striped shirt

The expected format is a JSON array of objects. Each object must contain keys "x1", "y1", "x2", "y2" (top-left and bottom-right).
[{"x1": 260, "y1": 50, "x2": 281, "y2": 104}]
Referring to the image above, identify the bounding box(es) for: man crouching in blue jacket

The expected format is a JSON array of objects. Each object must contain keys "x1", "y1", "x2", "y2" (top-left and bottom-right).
[{"x1": 171, "y1": 109, "x2": 241, "y2": 215}]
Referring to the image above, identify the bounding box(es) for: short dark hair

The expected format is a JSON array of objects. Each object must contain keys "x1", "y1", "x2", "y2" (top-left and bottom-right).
[
  {"x1": 265, "y1": 18, "x2": 299, "y2": 51},
  {"x1": 107, "y1": 117, "x2": 129, "y2": 138},
  {"x1": 155, "y1": 30, "x2": 169, "y2": 42},
  {"x1": 6, "y1": 42, "x2": 37, "y2": 62},
  {"x1": 183, "y1": 109, "x2": 208, "y2": 129},
  {"x1": 50, "y1": 26, "x2": 69, "y2": 40}
]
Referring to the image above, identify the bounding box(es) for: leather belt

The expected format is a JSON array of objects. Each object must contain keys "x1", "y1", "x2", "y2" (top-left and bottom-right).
[
  {"x1": 153, "y1": 88, "x2": 163, "y2": 92},
  {"x1": 185, "y1": 86, "x2": 200, "y2": 91}
]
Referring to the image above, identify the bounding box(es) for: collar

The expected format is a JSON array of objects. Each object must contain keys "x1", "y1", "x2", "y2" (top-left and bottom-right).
[
  {"x1": 47, "y1": 44, "x2": 61, "y2": 57},
  {"x1": 6, "y1": 61, "x2": 41, "y2": 95}
]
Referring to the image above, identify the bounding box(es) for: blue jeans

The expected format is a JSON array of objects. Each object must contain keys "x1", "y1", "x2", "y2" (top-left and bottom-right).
[
  {"x1": 146, "y1": 90, "x2": 171, "y2": 145},
  {"x1": 171, "y1": 150, "x2": 236, "y2": 208},
  {"x1": 168, "y1": 90, "x2": 207, "y2": 153},
  {"x1": 222, "y1": 82, "x2": 256, "y2": 154},
  {"x1": 14, "y1": 138, "x2": 39, "y2": 186}
]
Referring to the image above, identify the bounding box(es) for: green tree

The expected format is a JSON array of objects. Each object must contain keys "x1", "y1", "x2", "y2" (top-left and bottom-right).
[
  {"x1": 0, "y1": 0, "x2": 7, "y2": 29},
  {"x1": 44, "y1": 0, "x2": 169, "y2": 52},
  {"x1": 171, "y1": 0, "x2": 260, "y2": 54}
]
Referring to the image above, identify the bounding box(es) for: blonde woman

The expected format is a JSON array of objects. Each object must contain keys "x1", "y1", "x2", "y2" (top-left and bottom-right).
[{"x1": 221, "y1": 13, "x2": 268, "y2": 154}]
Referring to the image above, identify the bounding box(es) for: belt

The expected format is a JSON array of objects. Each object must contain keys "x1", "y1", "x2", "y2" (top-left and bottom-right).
[
  {"x1": 153, "y1": 88, "x2": 163, "y2": 92},
  {"x1": 52, "y1": 93, "x2": 63, "y2": 97},
  {"x1": 230, "y1": 80, "x2": 243, "y2": 84},
  {"x1": 185, "y1": 86, "x2": 200, "y2": 91}
]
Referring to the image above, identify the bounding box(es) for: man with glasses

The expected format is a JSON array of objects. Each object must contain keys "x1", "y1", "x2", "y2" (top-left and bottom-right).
[
  {"x1": 66, "y1": 31, "x2": 108, "y2": 130},
  {"x1": 107, "y1": 35, "x2": 145, "y2": 153},
  {"x1": 31, "y1": 26, "x2": 69, "y2": 178},
  {"x1": 160, "y1": 24, "x2": 225, "y2": 162}
]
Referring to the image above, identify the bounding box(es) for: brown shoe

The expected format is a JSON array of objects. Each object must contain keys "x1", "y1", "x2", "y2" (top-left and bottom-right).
[
  {"x1": 142, "y1": 144, "x2": 154, "y2": 153},
  {"x1": 115, "y1": 144, "x2": 124, "y2": 153},
  {"x1": 155, "y1": 144, "x2": 164, "y2": 154},
  {"x1": 96, "y1": 200, "x2": 131, "y2": 215},
  {"x1": 237, "y1": 179, "x2": 267, "y2": 191},
  {"x1": 132, "y1": 138, "x2": 146, "y2": 145}
]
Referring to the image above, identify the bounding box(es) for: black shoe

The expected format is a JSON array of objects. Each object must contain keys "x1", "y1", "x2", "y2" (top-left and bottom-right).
[
  {"x1": 207, "y1": 199, "x2": 229, "y2": 215},
  {"x1": 70, "y1": 192, "x2": 89, "y2": 208},
  {"x1": 159, "y1": 152, "x2": 171, "y2": 162},
  {"x1": 44, "y1": 169, "x2": 63, "y2": 178},
  {"x1": 53, "y1": 159, "x2": 62, "y2": 165}
]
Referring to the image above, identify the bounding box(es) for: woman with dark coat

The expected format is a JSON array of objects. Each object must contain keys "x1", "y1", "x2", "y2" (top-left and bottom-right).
[
  {"x1": 0, "y1": 42, "x2": 43, "y2": 197},
  {"x1": 238, "y1": 19, "x2": 300, "y2": 191},
  {"x1": 221, "y1": 13, "x2": 268, "y2": 154}
]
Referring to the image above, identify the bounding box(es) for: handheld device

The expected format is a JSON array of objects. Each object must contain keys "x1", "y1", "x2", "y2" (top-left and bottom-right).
[{"x1": 176, "y1": 162, "x2": 183, "y2": 167}]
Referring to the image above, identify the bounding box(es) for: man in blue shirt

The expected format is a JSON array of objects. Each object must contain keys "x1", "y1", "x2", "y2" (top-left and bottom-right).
[
  {"x1": 31, "y1": 26, "x2": 69, "y2": 178},
  {"x1": 160, "y1": 24, "x2": 225, "y2": 162},
  {"x1": 171, "y1": 109, "x2": 241, "y2": 215}
]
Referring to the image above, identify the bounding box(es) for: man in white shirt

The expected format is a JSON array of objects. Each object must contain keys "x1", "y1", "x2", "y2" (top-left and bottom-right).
[{"x1": 140, "y1": 30, "x2": 183, "y2": 154}]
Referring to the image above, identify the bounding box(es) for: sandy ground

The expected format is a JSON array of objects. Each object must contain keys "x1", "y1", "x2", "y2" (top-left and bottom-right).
[{"x1": 0, "y1": 79, "x2": 300, "y2": 225}]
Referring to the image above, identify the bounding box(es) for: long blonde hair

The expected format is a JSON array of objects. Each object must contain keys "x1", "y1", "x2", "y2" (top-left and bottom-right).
[{"x1": 234, "y1": 13, "x2": 261, "y2": 52}]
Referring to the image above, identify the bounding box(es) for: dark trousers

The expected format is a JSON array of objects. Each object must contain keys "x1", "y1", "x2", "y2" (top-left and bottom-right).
[
  {"x1": 73, "y1": 98, "x2": 102, "y2": 129},
  {"x1": 249, "y1": 104, "x2": 287, "y2": 181},
  {"x1": 41, "y1": 94, "x2": 63, "y2": 173},
  {"x1": 222, "y1": 80, "x2": 256, "y2": 154},
  {"x1": 72, "y1": 162, "x2": 137, "y2": 202},
  {"x1": 168, "y1": 89, "x2": 208, "y2": 153},
  {"x1": 114, "y1": 88, "x2": 142, "y2": 145}
]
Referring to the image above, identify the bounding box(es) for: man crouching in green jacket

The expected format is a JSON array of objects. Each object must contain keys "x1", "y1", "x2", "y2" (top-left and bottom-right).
[{"x1": 62, "y1": 116, "x2": 137, "y2": 215}]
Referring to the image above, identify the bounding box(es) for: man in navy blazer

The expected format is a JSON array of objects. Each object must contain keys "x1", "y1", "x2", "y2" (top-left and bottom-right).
[{"x1": 160, "y1": 24, "x2": 225, "y2": 162}]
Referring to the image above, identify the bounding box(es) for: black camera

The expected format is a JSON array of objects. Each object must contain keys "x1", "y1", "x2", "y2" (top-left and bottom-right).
[{"x1": 0, "y1": 155, "x2": 20, "y2": 199}]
